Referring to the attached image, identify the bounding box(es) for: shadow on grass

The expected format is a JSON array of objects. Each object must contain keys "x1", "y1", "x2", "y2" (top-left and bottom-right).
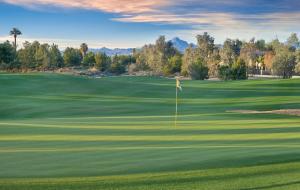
[{"x1": 241, "y1": 180, "x2": 300, "y2": 190}]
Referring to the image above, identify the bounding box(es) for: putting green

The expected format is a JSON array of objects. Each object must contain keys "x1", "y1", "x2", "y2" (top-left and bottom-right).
[{"x1": 0, "y1": 73, "x2": 300, "y2": 189}]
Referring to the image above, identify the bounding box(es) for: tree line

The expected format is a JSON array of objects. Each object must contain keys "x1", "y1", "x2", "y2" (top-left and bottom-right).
[
  {"x1": 133, "y1": 33, "x2": 300, "y2": 80},
  {"x1": 1, "y1": 28, "x2": 300, "y2": 80},
  {"x1": 0, "y1": 28, "x2": 133, "y2": 74}
]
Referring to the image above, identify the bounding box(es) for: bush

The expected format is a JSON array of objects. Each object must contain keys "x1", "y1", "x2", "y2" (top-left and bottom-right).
[
  {"x1": 0, "y1": 41, "x2": 18, "y2": 70},
  {"x1": 162, "y1": 55, "x2": 182, "y2": 76},
  {"x1": 82, "y1": 52, "x2": 95, "y2": 67},
  {"x1": 218, "y1": 65, "x2": 232, "y2": 80},
  {"x1": 218, "y1": 58, "x2": 247, "y2": 80},
  {"x1": 231, "y1": 58, "x2": 247, "y2": 80},
  {"x1": 63, "y1": 48, "x2": 82, "y2": 67},
  {"x1": 188, "y1": 59, "x2": 209, "y2": 80},
  {"x1": 95, "y1": 53, "x2": 111, "y2": 72},
  {"x1": 109, "y1": 61, "x2": 126, "y2": 74},
  {"x1": 272, "y1": 51, "x2": 296, "y2": 79}
]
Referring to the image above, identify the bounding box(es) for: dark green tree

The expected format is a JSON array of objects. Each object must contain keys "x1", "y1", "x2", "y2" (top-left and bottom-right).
[
  {"x1": 287, "y1": 33, "x2": 299, "y2": 49},
  {"x1": 63, "y1": 48, "x2": 82, "y2": 67},
  {"x1": 49, "y1": 44, "x2": 63, "y2": 69},
  {"x1": 0, "y1": 41, "x2": 18, "y2": 70},
  {"x1": 82, "y1": 52, "x2": 95, "y2": 67},
  {"x1": 163, "y1": 54, "x2": 182, "y2": 75},
  {"x1": 80, "y1": 43, "x2": 88, "y2": 58},
  {"x1": 95, "y1": 52, "x2": 111, "y2": 71},
  {"x1": 188, "y1": 58, "x2": 209, "y2": 80},
  {"x1": 109, "y1": 55, "x2": 126, "y2": 74},
  {"x1": 9, "y1": 28, "x2": 22, "y2": 51}
]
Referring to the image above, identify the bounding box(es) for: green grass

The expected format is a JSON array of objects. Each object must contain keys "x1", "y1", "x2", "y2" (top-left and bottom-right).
[{"x1": 0, "y1": 73, "x2": 300, "y2": 189}]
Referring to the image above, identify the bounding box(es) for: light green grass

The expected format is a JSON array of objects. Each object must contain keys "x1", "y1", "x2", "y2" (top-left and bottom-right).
[{"x1": 0, "y1": 73, "x2": 300, "y2": 189}]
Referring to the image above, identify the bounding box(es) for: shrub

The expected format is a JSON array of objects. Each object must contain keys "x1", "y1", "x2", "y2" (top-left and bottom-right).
[
  {"x1": 63, "y1": 48, "x2": 82, "y2": 67},
  {"x1": 272, "y1": 51, "x2": 296, "y2": 79},
  {"x1": 163, "y1": 55, "x2": 182, "y2": 76},
  {"x1": 0, "y1": 41, "x2": 18, "y2": 71},
  {"x1": 188, "y1": 59, "x2": 209, "y2": 80},
  {"x1": 231, "y1": 58, "x2": 247, "y2": 80},
  {"x1": 218, "y1": 58, "x2": 247, "y2": 80},
  {"x1": 109, "y1": 61, "x2": 126, "y2": 74},
  {"x1": 218, "y1": 65, "x2": 232, "y2": 80},
  {"x1": 82, "y1": 52, "x2": 95, "y2": 67}
]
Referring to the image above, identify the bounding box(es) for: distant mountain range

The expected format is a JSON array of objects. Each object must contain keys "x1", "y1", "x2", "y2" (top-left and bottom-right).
[
  {"x1": 89, "y1": 37, "x2": 196, "y2": 56},
  {"x1": 170, "y1": 37, "x2": 196, "y2": 53},
  {"x1": 89, "y1": 47, "x2": 134, "y2": 56}
]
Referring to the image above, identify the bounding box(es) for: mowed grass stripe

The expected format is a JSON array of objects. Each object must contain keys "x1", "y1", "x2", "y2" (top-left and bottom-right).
[
  {"x1": 1, "y1": 145, "x2": 300, "y2": 153},
  {"x1": 1, "y1": 162, "x2": 300, "y2": 190},
  {"x1": 1, "y1": 133, "x2": 300, "y2": 141}
]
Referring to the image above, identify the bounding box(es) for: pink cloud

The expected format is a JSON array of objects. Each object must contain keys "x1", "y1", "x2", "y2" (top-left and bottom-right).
[{"x1": 2, "y1": 0, "x2": 171, "y2": 14}]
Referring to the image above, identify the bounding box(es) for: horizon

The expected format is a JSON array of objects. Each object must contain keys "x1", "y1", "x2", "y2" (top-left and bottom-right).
[{"x1": 0, "y1": 0, "x2": 300, "y2": 49}]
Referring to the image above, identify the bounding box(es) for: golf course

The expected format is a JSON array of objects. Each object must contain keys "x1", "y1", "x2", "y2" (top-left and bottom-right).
[{"x1": 1, "y1": 73, "x2": 300, "y2": 190}]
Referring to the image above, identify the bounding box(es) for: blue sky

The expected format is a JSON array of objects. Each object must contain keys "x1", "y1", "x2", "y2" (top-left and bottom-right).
[{"x1": 0, "y1": 0, "x2": 299, "y2": 48}]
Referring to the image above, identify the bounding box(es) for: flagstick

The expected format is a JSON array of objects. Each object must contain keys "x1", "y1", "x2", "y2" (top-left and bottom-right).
[{"x1": 175, "y1": 83, "x2": 178, "y2": 127}]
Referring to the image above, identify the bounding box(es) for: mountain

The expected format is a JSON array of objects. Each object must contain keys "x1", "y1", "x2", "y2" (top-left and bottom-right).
[
  {"x1": 170, "y1": 37, "x2": 196, "y2": 53},
  {"x1": 89, "y1": 47, "x2": 133, "y2": 56},
  {"x1": 89, "y1": 37, "x2": 194, "y2": 56}
]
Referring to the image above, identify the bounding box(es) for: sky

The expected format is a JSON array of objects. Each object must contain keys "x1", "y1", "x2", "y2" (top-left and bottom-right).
[{"x1": 0, "y1": 0, "x2": 300, "y2": 49}]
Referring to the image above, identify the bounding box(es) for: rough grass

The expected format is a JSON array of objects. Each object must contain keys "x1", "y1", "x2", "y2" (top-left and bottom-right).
[{"x1": 0, "y1": 73, "x2": 300, "y2": 189}]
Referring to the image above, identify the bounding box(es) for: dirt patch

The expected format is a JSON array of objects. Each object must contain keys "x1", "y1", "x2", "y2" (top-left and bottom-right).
[{"x1": 228, "y1": 109, "x2": 300, "y2": 116}]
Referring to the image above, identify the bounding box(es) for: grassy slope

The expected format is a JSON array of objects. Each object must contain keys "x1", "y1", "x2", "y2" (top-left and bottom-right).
[{"x1": 0, "y1": 73, "x2": 300, "y2": 189}]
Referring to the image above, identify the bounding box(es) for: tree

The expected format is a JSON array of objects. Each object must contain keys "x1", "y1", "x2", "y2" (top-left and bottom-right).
[
  {"x1": 49, "y1": 44, "x2": 63, "y2": 68},
  {"x1": 255, "y1": 39, "x2": 266, "y2": 51},
  {"x1": 163, "y1": 54, "x2": 182, "y2": 75},
  {"x1": 35, "y1": 43, "x2": 50, "y2": 70},
  {"x1": 267, "y1": 39, "x2": 282, "y2": 53},
  {"x1": 208, "y1": 47, "x2": 221, "y2": 77},
  {"x1": 181, "y1": 44, "x2": 198, "y2": 76},
  {"x1": 109, "y1": 55, "x2": 126, "y2": 74},
  {"x1": 95, "y1": 52, "x2": 111, "y2": 71},
  {"x1": 187, "y1": 58, "x2": 209, "y2": 80},
  {"x1": 134, "y1": 50, "x2": 149, "y2": 71},
  {"x1": 220, "y1": 39, "x2": 242, "y2": 65},
  {"x1": 240, "y1": 39, "x2": 258, "y2": 74},
  {"x1": 80, "y1": 43, "x2": 88, "y2": 58},
  {"x1": 264, "y1": 51, "x2": 275, "y2": 72},
  {"x1": 0, "y1": 41, "x2": 18, "y2": 70},
  {"x1": 272, "y1": 49, "x2": 296, "y2": 79},
  {"x1": 63, "y1": 48, "x2": 82, "y2": 67},
  {"x1": 133, "y1": 36, "x2": 179, "y2": 75},
  {"x1": 9, "y1": 28, "x2": 22, "y2": 51},
  {"x1": 287, "y1": 33, "x2": 299, "y2": 49},
  {"x1": 218, "y1": 58, "x2": 247, "y2": 80},
  {"x1": 218, "y1": 65, "x2": 232, "y2": 80},
  {"x1": 196, "y1": 32, "x2": 215, "y2": 59},
  {"x1": 195, "y1": 32, "x2": 220, "y2": 77},
  {"x1": 231, "y1": 58, "x2": 247, "y2": 80},
  {"x1": 82, "y1": 52, "x2": 95, "y2": 67},
  {"x1": 17, "y1": 41, "x2": 40, "y2": 70}
]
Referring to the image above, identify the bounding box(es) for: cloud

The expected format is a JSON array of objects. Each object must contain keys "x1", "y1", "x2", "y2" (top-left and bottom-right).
[
  {"x1": 2, "y1": 0, "x2": 299, "y2": 45},
  {"x1": 114, "y1": 11, "x2": 300, "y2": 31},
  {"x1": 2, "y1": 0, "x2": 171, "y2": 13},
  {"x1": 161, "y1": 12, "x2": 300, "y2": 43}
]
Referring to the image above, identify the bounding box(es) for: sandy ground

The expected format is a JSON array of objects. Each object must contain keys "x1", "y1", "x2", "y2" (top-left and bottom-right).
[{"x1": 228, "y1": 109, "x2": 300, "y2": 116}]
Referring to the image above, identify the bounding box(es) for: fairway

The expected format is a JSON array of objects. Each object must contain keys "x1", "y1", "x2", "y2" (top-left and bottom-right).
[{"x1": 1, "y1": 73, "x2": 300, "y2": 189}]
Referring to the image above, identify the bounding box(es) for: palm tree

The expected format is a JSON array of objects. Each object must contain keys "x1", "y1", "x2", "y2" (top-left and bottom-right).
[
  {"x1": 80, "y1": 43, "x2": 88, "y2": 58},
  {"x1": 10, "y1": 28, "x2": 22, "y2": 51}
]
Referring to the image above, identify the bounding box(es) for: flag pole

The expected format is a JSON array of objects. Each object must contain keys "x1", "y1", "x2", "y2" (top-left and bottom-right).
[{"x1": 175, "y1": 79, "x2": 178, "y2": 127}]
